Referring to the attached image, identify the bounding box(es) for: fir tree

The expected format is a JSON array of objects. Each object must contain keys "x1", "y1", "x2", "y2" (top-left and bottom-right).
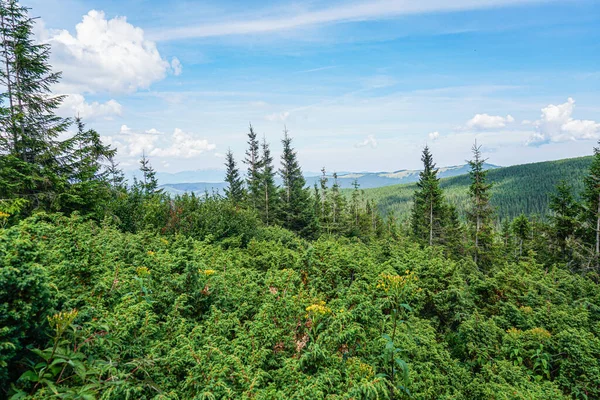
[
  {"x1": 223, "y1": 148, "x2": 245, "y2": 205},
  {"x1": 512, "y1": 214, "x2": 530, "y2": 257},
  {"x1": 257, "y1": 137, "x2": 279, "y2": 225},
  {"x1": 411, "y1": 145, "x2": 446, "y2": 246},
  {"x1": 278, "y1": 127, "x2": 315, "y2": 236},
  {"x1": 139, "y1": 152, "x2": 159, "y2": 195},
  {"x1": 549, "y1": 180, "x2": 579, "y2": 261},
  {"x1": 244, "y1": 123, "x2": 261, "y2": 208},
  {"x1": 0, "y1": 0, "x2": 70, "y2": 212},
  {"x1": 582, "y1": 143, "x2": 600, "y2": 266},
  {"x1": 467, "y1": 142, "x2": 494, "y2": 268}
]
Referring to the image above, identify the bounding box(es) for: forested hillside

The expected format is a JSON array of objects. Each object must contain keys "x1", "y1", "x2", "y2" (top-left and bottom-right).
[
  {"x1": 361, "y1": 156, "x2": 592, "y2": 222},
  {"x1": 1, "y1": 1, "x2": 600, "y2": 399}
]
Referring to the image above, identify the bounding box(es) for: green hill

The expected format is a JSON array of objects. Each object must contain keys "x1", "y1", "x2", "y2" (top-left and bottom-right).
[{"x1": 359, "y1": 156, "x2": 593, "y2": 221}]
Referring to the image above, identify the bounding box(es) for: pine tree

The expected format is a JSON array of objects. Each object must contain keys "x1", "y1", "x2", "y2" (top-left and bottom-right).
[
  {"x1": 467, "y1": 142, "x2": 494, "y2": 268},
  {"x1": 139, "y1": 152, "x2": 159, "y2": 195},
  {"x1": 411, "y1": 146, "x2": 446, "y2": 246},
  {"x1": 61, "y1": 117, "x2": 116, "y2": 216},
  {"x1": 582, "y1": 143, "x2": 600, "y2": 267},
  {"x1": 511, "y1": 214, "x2": 530, "y2": 257},
  {"x1": 278, "y1": 128, "x2": 315, "y2": 237},
  {"x1": 244, "y1": 123, "x2": 261, "y2": 209},
  {"x1": 257, "y1": 137, "x2": 279, "y2": 225},
  {"x1": 223, "y1": 148, "x2": 245, "y2": 205},
  {"x1": 0, "y1": 0, "x2": 70, "y2": 212},
  {"x1": 329, "y1": 172, "x2": 347, "y2": 235},
  {"x1": 0, "y1": 1, "x2": 68, "y2": 162},
  {"x1": 549, "y1": 180, "x2": 579, "y2": 261}
]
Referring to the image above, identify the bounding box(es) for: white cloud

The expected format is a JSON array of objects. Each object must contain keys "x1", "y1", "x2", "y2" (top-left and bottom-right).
[
  {"x1": 214, "y1": 152, "x2": 226, "y2": 158},
  {"x1": 465, "y1": 113, "x2": 514, "y2": 130},
  {"x1": 527, "y1": 98, "x2": 600, "y2": 145},
  {"x1": 153, "y1": 0, "x2": 543, "y2": 41},
  {"x1": 47, "y1": 10, "x2": 171, "y2": 94},
  {"x1": 355, "y1": 134, "x2": 377, "y2": 148},
  {"x1": 170, "y1": 57, "x2": 183, "y2": 76},
  {"x1": 428, "y1": 131, "x2": 440, "y2": 141},
  {"x1": 265, "y1": 111, "x2": 290, "y2": 122},
  {"x1": 57, "y1": 93, "x2": 122, "y2": 120},
  {"x1": 150, "y1": 128, "x2": 217, "y2": 158},
  {"x1": 111, "y1": 126, "x2": 215, "y2": 158}
]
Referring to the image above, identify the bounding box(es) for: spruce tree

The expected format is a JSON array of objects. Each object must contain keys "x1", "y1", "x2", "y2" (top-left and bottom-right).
[
  {"x1": 582, "y1": 143, "x2": 600, "y2": 266},
  {"x1": 278, "y1": 128, "x2": 315, "y2": 236},
  {"x1": 411, "y1": 146, "x2": 445, "y2": 246},
  {"x1": 223, "y1": 148, "x2": 245, "y2": 205},
  {"x1": 511, "y1": 214, "x2": 530, "y2": 257},
  {"x1": 0, "y1": 0, "x2": 70, "y2": 212},
  {"x1": 467, "y1": 142, "x2": 494, "y2": 268},
  {"x1": 61, "y1": 117, "x2": 116, "y2": 216},
  {"x1": 257, "y1": 137, "x2": 279, "y2": 225},
  {"x1": 549, "y1": 180, "x2": 579, "y2": 261},
  {"x1": 139, "y1": 152, "x2": 159, "y2": 195},
  {"x1": 244, "y1": 123, "x2": 261, "y2": 208}
]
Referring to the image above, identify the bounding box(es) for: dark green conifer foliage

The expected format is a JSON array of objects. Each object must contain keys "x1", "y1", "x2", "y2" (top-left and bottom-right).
[
  {"x1": 244, "y1": 123, "x2": 261, "y2": 209},
  {"x1": 549, "y1": 181, "x2": 579, "y2": 261},
  {"x1": 257, "y1": 138, "x2": 279, "y2": 225},
  {"x1": 411, "y1": 146, "x2": 445, "y2": 246},
  {"x1": 278, "y1": 128, "x2": 315, "y2": 237},
  {"x1": 0, "y1": 0, "x2": 70, "y2": 212},
  {"x1": 582, "y1": 144, "x2": 600, "y2": 266},
  {"x1": 511, "y1": 214, "x2": 531, "y2": 257},
  {"x1": 60, "y1": 117, "x2": 116, "y2": 216},
  {"x1": 223, "y1": 148, "x2": 245, "y2": 205},
  {"x1": 138, "y1": 152, "x2": 159, "y2": 195},
  {"x1": 467, "y1": 142, "x2": 494, "y2": 268}
]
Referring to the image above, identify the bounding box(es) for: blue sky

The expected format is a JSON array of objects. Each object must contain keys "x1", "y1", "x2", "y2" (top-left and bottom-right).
[{"x1": 28, "y1": 0, "x2": 600, "y2": 173}]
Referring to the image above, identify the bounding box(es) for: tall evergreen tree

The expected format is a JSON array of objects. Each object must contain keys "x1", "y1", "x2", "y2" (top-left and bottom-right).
[
  {"x1": 61, "y1": 117, "x2": 116, "y2": 216},
  {"x1": 0, "y1": 0, "x2": 70, "y2": 212},
  {"x1": 467, "y1": 142, "x2": 494, "y2": 268},
  {"x1": 138, "y1": 152, "x2": 159, "y2": 195},
  {"x1": 549, "y1": 180, "x2": 579, "y2": 261},
  {"x1": 257, "y1": 138, "x2": 279, "y2": 225},
  {"x1": 411, "y1": 146, "x2": 446, "y2": 246},
  {"x1": 582, "y1": 143, "x2": 600, "y2": 266},
  {"x1": 223, "y1": 148, "x2": 245, "y2": 205},
  {"x1": 244, "y1": 123, "x2": 261, "y2": 209},
  {"x1": 278, "y1": 128, "x2": 315, "y2": 236},
  {"x1": 512, "y1": 214, "x2": 530, "y2": 257}
]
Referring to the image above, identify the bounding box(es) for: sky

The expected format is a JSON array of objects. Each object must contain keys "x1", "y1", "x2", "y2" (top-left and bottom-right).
[{"x1": 26, "y1": 0, "x2": 600, "y2": 174}]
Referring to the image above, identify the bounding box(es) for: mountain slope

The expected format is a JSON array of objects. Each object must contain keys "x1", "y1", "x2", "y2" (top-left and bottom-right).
[
  {"x1": 159, "y1": 163, "x2": 499, "y2": 194},
  {"x1": 359, "y1": 156, "x2": 592, "y2": 221}
]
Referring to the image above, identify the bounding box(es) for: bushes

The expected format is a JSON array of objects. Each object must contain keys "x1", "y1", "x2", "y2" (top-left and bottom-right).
[{"x1": 2, "y1": 215, "x2": 599, "y2": 398}]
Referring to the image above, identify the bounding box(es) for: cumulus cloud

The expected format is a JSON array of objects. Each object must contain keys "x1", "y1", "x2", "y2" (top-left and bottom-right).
[
  {"x1": 57, "y1": 93, "x2": 122, "y2": 120},
  {"x1": 355, "y1": 134, "x2": 377, "y2": 148},
  {"x1": 428, "y1": 131, "x2": 440, "y2": 141},
  {"x1": 46, "y1": 10, "x2": 173, "y2": 94},
  {"x1": 527, "y1": 98, "x2": 600, "y2": 145},
  {"x1": 150, "y1": 128, "x2": 216, "y2": 158},
  {"x1": 111, "y1": 126, "x2": 216, "y2": 158},
  {"x1": 465, "y1": 113, "x2": 514, "y2": 130}
]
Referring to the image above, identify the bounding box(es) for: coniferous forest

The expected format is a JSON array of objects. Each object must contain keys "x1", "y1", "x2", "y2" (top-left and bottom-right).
[{"x1": 1, "y1": 1, "x2": 600, "y2": 399}]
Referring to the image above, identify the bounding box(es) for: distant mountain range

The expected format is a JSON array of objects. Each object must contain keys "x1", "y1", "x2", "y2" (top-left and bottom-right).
[{"x1": 156, "y1": 163, "x2": 500, "y2": 196}]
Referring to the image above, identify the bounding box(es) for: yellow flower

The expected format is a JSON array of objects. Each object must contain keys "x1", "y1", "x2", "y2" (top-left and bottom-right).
[
  {"x1": 48, "y1": 309, "x2": 78, "y2": 335},
  {"x1": 527, "y1": 327, "x2": 551, "y2": 339},
  {"x1": 147, "y1": 251, "x2": 155, "y2": 256},
  {"x1": 200, "y1": 269, "x2": 216, "y2": 276},
  {"x1": 160, "y1": 238, "x2": 169, "y2": 245},
  {"x1": 0, "y1": 211, "x2": 10, "y2": 219},
  {"x1": 306, "y1": 300, "x2": 331, "y2": 316},
  {"x1": 136, "y1": 266, "x2": 150, "y2": 277}
]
